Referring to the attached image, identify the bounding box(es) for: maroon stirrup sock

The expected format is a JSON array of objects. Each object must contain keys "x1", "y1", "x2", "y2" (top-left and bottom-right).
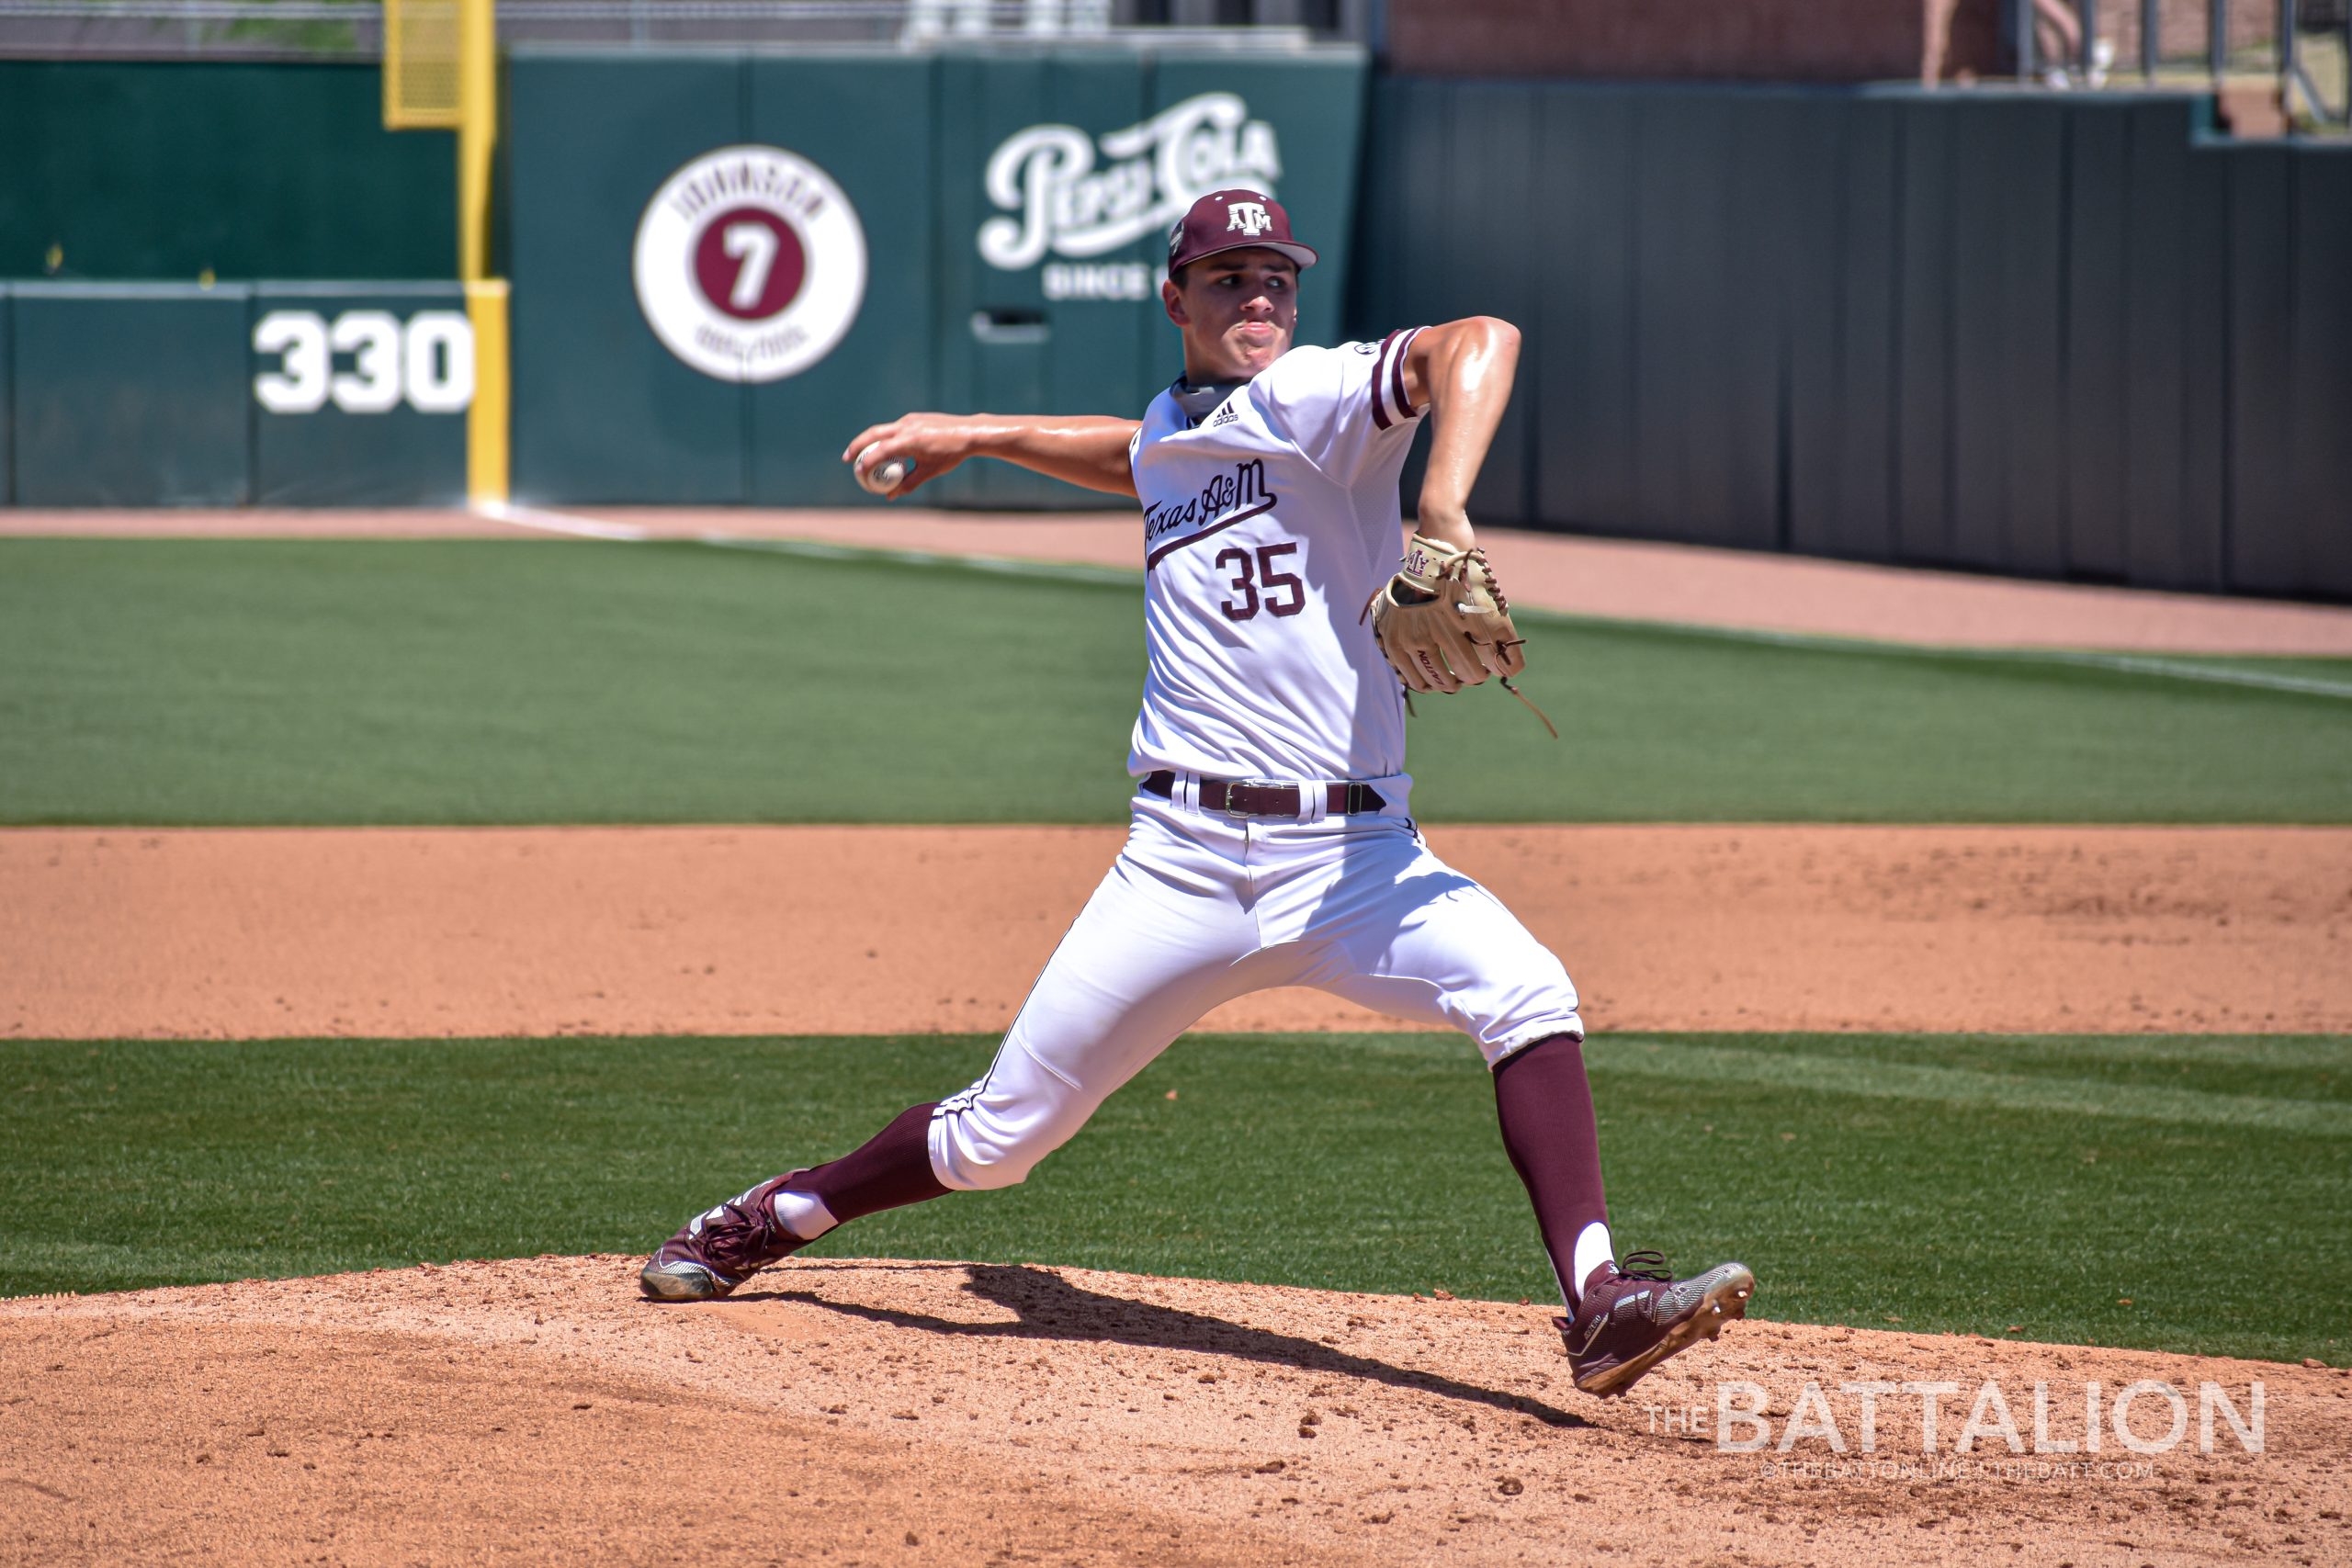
[
  {"x1": 1491, "y1": 1033, "x2": 1610, "y2": 1295},
  {"x1": 798, "y1": 1101, "x2": 951, "y2": 1224}
]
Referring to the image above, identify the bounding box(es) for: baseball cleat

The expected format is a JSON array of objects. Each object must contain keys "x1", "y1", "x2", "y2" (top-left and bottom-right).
[
  {"x1": 1556, "y1": 1251, "x2": 1755, "y2": 1399},
  {"x1": 639, "y1": 1168, "x2": 813, "y2": 1302}
]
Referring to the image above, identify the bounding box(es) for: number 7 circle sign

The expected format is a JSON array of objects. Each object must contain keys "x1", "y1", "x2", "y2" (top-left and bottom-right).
[{"x1": 632, "y1": 145, "x2": 868, "y2": 384}]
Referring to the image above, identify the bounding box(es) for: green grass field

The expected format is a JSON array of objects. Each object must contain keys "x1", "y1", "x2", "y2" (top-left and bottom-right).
[
  {"x1": 6, "y1": 533, "x2": 2346, "y2": 1368},
  {"x1": 3, "y1": 536, "x2": 2348, "y2": 824},
  {"x1": 4, "y1": 1032, "x2": 2345, "y2": 1365}
]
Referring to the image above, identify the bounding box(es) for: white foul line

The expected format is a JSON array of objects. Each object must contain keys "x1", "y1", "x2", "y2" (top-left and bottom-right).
[{"x1": 479, "y1": 499, "x2": 1137, "y2": 589}]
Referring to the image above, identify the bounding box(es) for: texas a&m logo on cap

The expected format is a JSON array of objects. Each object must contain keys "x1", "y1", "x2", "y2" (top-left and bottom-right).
[
  {"x1": 633, "y1": 145, "x2": 867, "y2": 383},
  {"x1": 1165, "y1": 188, "x2": 1318, "y2": 276}
]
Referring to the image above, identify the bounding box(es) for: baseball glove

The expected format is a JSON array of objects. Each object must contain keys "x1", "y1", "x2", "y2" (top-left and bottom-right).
[{"x1": 1363, "y1": 533, "x2": 1556, "y2": 736}]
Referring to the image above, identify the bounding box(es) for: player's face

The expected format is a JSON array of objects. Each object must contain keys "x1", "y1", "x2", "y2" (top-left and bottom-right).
[{"x1": 1163, "y1": 249, "x2": 1300, "y2": 382}]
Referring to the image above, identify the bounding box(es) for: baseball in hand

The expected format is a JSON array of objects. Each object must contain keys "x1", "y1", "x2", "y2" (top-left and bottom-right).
[{"x1": 856, "y1": 445, "x2": 912, "y2": 496}]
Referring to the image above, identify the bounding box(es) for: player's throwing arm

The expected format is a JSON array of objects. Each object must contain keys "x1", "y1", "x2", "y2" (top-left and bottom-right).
[{"x1": 842, "y1": 412, "x2": 1140, "y2": 500}]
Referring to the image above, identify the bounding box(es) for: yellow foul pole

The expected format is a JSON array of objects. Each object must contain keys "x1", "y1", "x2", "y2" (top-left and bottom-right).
[{"x1": 458, "y1": 0, "x2": 509, "y2": 504}]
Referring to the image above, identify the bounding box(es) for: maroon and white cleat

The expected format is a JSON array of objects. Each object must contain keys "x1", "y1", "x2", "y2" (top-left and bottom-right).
[
  {"x1": 1556, "y1": 1250, "x2": 1755, "y2": 1398},
  {"x1": 639, "y1": 1169, "x2": 812, "y2": 1301}
]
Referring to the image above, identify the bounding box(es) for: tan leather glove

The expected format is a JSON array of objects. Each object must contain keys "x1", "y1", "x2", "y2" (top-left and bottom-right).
[{"x1": 1364, "y1": 532, "x2": 1527, "y2": 694}]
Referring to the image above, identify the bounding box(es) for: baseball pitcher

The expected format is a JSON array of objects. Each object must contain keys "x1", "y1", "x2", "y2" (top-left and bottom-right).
[{"x1": 643, "y1": 190, "x2": 1753, "y2": 1399}]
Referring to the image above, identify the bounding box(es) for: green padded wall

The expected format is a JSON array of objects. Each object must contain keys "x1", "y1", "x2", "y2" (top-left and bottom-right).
[
  {"x1": 0, "y1": 62, "x2": 454, "y2": 282},
  {"x1": 250, "y1": 283, "x2": 470, "y2": 506},
  {"x1": 2227, "y1": 145, "x2": 2299, "y2": 595},
  {"x1": 926, "y1": 51, "x2": 1148, "y2": 509},
  {"x1": 507, "y1": 53, "x2": 747, "y2": 503},
  {"x1": 11, "y1": 284, "x2": 252, "y2": 506},
  {"x1": 504, "y1": 46, "x2": 1368, "y2": 509},
  {"x1": 2063, "y1": 100, "x2": 2133, "y2": 581},
  {"x1": 745, "y1": 55, "x2": 937, "y2": 508},
  {"x1": 2283, "y1": 151, "x2": 2352, "y2": 598},
  {"x1": 2, "y1": 282, "x2": 470, "y2": 507},
  {"x1": 0, "y1": 288, "x2": 11, "y2": 503},
  {"x1": 1351, "y1": 81, "x2": 2352, "y2": 598}
]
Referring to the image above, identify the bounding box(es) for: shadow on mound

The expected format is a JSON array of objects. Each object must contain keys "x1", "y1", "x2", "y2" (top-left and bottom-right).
[{"x1": 753, "y1": 1261, "x2": 1588, "y2": 1429}]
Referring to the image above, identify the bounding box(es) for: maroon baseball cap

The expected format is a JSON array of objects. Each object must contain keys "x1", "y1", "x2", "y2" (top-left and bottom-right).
[{"x1": 1166, "y1": 189, "x2": 1318, "y2": 276}]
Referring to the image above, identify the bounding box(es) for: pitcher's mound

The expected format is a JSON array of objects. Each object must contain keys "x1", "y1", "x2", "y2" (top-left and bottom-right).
[{"x1": 1, "y1": 1256, "x2": 2339, "y2": 1565}]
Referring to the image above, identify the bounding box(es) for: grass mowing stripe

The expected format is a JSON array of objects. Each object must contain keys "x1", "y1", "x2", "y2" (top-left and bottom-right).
[
  {"x1": 1619, "y1": 1031, "x2": 2352, "y2": 1107},
  {"x1": 507, "y1": 509, "x2": 2352, "y2": 704},
  {"x1": 4, "y1": 1032, "x2": 2345, "y2": 1366},
  {"x1": 1512, "y1": 606, "x2": 2352, "y2": 703},
  {"x1": 1593, "y1": 1038, "x2": 2352, "y2": 1134},
  {"x1": 5, "y1": 538, "x2": 2349, "y2": 823}
]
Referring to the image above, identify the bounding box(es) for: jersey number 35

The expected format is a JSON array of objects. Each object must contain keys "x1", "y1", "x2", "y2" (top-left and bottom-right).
[{"x1": 1215, "y1": 543, "x2": 1306, "y2": 622}]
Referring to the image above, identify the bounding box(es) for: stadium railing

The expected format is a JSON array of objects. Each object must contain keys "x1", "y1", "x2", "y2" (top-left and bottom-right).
[
  {"x1": 0, "y1": 0, "x2": 1359, "y2": 60},
  {"x1": 2014, "y1": 0, "x2": 2350, "y2": 126}
]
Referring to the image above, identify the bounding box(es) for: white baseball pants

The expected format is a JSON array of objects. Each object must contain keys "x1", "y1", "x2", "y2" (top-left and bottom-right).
[{"x1": 927, "y1": 778, "x2": 1586, "y2": 1191}]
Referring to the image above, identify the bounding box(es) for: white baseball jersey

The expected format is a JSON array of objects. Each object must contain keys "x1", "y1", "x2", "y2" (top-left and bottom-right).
[
  {"x1": 920, "y1": 322, "x2": 1585, "y2": 1210},
  {"x1": 1125, "y1": 329, "x2": 1429, "y2": 783}
]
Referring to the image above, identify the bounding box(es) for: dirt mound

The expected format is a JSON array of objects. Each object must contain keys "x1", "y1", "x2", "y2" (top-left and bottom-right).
[{"x1": 4, "y1": 1257, "x2": 2343, "y2": 1565}]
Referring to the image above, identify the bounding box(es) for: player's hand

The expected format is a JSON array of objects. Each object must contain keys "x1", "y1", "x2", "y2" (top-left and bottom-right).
[
  {"x1": 1363, "y1": 531, "x2": 1528, "y2": 693},
  {"x1": 840, "y1": 413, "x2": 978, "y2": 499}
]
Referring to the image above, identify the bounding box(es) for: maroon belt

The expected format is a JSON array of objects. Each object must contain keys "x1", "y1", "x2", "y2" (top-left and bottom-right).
[{"x1": 1140, "y1": 771, "x2": 1387, "y2": 818}]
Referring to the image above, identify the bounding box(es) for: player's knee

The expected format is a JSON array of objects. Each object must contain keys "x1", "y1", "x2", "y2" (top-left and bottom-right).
[{"x1": 930, "y1": 1094, "x2": 1089, "y2": 1191}]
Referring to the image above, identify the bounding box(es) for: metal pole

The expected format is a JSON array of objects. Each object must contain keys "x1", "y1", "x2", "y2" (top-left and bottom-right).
[
  {"x1": 458, "y1": 0, "x2": 506, "y2": 506},
  {"x1": 2278, "y1": 0, "x2": 2296, "y2": 105},
  {"x1": 2018, "y1": 0, "x2": 2038, "y2": 78},
  {"x1": 2211, "y1": 0, "x2": 2227, "y2": 81},
  {"x1": 2082, "y1": 0, "x2": 2100, "y2": 79},
  {"x1": 2142, "y1": 0, "x2": 2159, "y2": 77},
  {"x1": 458, "y1": 0, "x2": 493, "y2": 283}
]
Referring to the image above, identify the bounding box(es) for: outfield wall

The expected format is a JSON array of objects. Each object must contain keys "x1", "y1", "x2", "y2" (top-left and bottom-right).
[
  {"x1": 2, "y1": 58, "x2": 2346, "y2": 599},
  {"x1": 1353, "y1": 83, "x2": 2352, "y2": 598},
  {"x1": 503, "y1": 47, "x2": 1370, "y2": 507},
  {"x1": 0, "y1": 283, "x2": 469, "y2": 506},
  {"x1": 0, "y1": 62, "x2": 455, "y2": 282}
]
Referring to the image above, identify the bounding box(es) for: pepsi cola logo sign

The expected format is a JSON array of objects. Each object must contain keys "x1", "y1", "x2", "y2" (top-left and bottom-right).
[
  {"x1": 978, "y1": 93, "x2": 1281, "y2": 272},
  {"x1": 634, "y1": 145, "x2": 867, "y2": 383}
]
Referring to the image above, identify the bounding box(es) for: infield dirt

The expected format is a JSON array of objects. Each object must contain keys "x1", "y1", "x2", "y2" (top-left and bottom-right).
[
  {"x1": 7, "y1": 824, "x2": 2348, "y2": 1039},
  {"x1": 5, "y1": 1256, "x2": 2345, "y2": 1567}
]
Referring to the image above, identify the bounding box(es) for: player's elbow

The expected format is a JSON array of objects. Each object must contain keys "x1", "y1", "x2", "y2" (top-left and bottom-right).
[
  {"x1": 1476, "y1": 317, "x2": 1521, "y2": 361},
  {"x1": 1444, "y1": 315, "x2": 1520, "y2": 354}
]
